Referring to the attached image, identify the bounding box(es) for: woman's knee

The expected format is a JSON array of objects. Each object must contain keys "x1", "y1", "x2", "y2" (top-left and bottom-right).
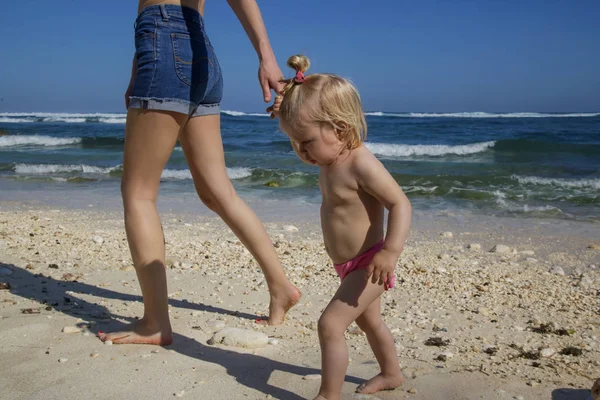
[
  {"x1": 196, "y1": 182, "x2": 237, "y2": 212},
  {"x1": 121, "y1": 178, "x2": 158, "y2": 206}
]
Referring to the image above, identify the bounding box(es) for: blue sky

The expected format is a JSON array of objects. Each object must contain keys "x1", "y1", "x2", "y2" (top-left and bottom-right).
[{"x1": 1, "y1": 0, "x2": 599, "y2": 113}]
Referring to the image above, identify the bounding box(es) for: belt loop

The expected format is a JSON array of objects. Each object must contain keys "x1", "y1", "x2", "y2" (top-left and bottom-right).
[{"x1": 159, "y1": 4, "x2": 169, "y2": 20}]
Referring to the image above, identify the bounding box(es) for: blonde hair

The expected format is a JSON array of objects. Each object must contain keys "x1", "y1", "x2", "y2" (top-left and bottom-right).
[{"x1": 279, "y1": 55, "x2": 367, "y2": 150}]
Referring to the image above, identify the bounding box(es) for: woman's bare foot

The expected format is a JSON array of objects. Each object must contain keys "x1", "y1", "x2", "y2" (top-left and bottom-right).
[
  {"x1": 98, "y1": 318, "x2": 172, "y2": 345},
  {"x1": 258, "y1": 284, "x2": 302, "y2": 325},
  {"x1": 355, "y1": 372, "x2": 404, "y2": 394}
]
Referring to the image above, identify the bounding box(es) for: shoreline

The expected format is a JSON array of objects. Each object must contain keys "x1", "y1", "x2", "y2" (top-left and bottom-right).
[{"x1": 0, "y1": 205, "x2": 599, "y2": 399}]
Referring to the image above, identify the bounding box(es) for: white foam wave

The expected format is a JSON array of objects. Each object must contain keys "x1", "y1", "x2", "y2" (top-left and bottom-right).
[
  {"x1": 511, "y1": 175, "x2": 600, "y2": 190},
  {"x1": 42, "y1": 117, "x2": 86, "y2": 123},
  {"x1": 0, "y1": 112, "x2": 125, "y2": 118},
  {"x1": 0, "y1": 112, "x2": 127, "y2": 124},
  {"x1": 0, "y1": 135, "x2": 82, "y2": 147},
  {"x1": 0, "y1": 117, "x2": 35, "y2": 123},
  {"x1": 365, "y1": 141, "x2": 495, "y2": 157},
  {"x1": 161, "y1": 167, "x2": 252, "y2": 180},
  {"x1": 364, "y1": 111, "x2": 600, "y2": 118},
  {"x1": 99, "y1": 118, "x2": 126, "y2": 124},
  {"x1": 221, "y1": 110, "x2": 269, "y2": 117},
  {"x1": 14, "y1": 163, "x2": 117, "y2": 174}
]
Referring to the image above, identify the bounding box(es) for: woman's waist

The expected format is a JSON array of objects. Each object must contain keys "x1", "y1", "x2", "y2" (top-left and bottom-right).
[{"x1": 137, "y1": 1, "x2": 205, "y2": 24}]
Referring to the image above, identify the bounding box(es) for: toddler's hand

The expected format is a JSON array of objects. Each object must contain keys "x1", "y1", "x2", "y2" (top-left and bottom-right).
[
  {"x1": 266, "y1": 95, "x2": 283, "y2": 119},
  {"x1": 366, "y1": 249, "x2": 398, "y2": 287}
]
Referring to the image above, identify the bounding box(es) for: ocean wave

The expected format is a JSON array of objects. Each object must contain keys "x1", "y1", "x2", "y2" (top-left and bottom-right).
[
  {"x1": 365, "y1": 141, "x2": 495, "y2": 157},
  {"x1": 364, "y1": 111, "x2": 600, "y2": 118},
  {"x1": 14, "y1": 163, "x2": 118, "y2": 174},
  {"x1": 12, "y1": 163, "x2": 253, "y2": 181},
  {"x1": 221, "y1": 110, "x2": 270, "y2": 117},
  {"x1": 511, "y1": 175, "x2": 600, "y2": 190},
  {"x1": 0, "y1": 135, "x2": 83, "y2": 147},
  {"x1": 157, "y1": 167, "x2": 253, "y2": 180},
  {"x1": 0, "y1": 117, "x2": 35, "y2": 123}
]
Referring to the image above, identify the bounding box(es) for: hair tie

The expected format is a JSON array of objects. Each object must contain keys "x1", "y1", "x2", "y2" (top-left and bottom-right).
[{"x1": 294, "y1": 70, "x2": 305, "y2": 83}]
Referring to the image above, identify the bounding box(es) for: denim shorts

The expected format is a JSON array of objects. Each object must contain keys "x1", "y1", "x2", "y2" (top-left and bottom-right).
[{"x1": 129, "y1": 5, "x2": 223, "y2": 117}]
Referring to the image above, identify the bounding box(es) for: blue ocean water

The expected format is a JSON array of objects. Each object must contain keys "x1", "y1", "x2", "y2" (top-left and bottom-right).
[{"x1": 0, "y1": 111, "x2": 599, "y2": 221}]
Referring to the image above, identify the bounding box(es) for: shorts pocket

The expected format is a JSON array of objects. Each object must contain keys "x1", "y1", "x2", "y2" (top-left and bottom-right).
[{"x1": 171, "y1": 33, "x2": 212, "y2": 87}]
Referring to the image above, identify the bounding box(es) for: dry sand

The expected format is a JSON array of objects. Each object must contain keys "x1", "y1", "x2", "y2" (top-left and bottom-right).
[{"x1": 1, "y1": 205, "x2": 599, "y2": 400}]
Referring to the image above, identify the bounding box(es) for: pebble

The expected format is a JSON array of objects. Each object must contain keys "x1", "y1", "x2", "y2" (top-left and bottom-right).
[
  {"x1": 92, "y1": 235, "x2": 104, "y2": 245},
  {"x1": 174, "y1": 390, "x2": 185, "y2": 397},
  {"x1": 540, "y1": 347, "x2": 556, "y2": 358},
  {"x1": 303, "y1": 374, "x2": 321, "y2": 380},
  {"x1": 208, "y1": 328, "x2": 269, "y2": 349},
  {"x1": 578, "y1": 275, "x2": 595, "y2": 288},
  {"x1": 468, "y1": 243, "x2": 481, "y2": 251},
  {"x1": 62, "y1": 326, "x2": 82, "y2": 334},
  {"x1": 268, "y1": 338, "x2": 279, "y2": 345},
  {"x1": 491, "y1": 245, "x2": 510, "y2": 253},
  {"x1": 283, "y1": 225, "x2": 299, "y2": 233},
  {"x1": 441, "y1": 231, "x2": 453, "y2": 238},
  {"x1": 477, "y1": 307, "x2": 491, "y2": 317},
  {"x1": 549, "y1": 266, "x2": 565, "y2": 276},
  {"x1": 90, "y1": 351, "x2": 100, "y2": 358},
  {"x1": 407, "y1": 388, "x2": 417, "y2": 394},
  {"x1": 58, "y1": 358, "x2": 68, "y2": 363},
  {"x1": 205, "y1": 320, "x2": 226, "y2": 332},
  {"x1": 104, "y1": 340, "x2": 113, "y2": 346}
]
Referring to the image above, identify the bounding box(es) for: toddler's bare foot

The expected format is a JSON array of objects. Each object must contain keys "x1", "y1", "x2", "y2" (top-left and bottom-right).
[
  {"x1": 356, "y1": 372, "x2": 404, "y2": 394},
  {"x1": 258, "y1": 284, "x2": 301, "y2": 325},
  {"x1": 98, "y1": 318, "x2": 172, "y2": 345}
]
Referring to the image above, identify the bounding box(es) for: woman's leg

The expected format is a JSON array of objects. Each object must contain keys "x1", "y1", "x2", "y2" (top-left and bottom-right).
[
  {"x1": 99, "y1": 108, "x2": 185, "y2": 345},
  {"x1": 178, "y1": 114, "x2": 301, "y2": 325}
]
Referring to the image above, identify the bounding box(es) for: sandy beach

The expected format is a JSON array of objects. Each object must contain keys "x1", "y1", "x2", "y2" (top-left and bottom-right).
[{"x1": 0, "y1": 203, "x2": 599, "y2": 400}]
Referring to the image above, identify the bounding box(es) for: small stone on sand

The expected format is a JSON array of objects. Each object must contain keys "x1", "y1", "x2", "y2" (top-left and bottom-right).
[
  {"x1": 303, "y1": 374, "x2": 321, "y2": 380},
  {"x1": 491, "y1": 245, "x2": 510, "y2": 253},
  {"x1": 208, "y1": 328, "x2": 269, "y2": 349},
  {"x1": 62, "y1": 326, "x2": 82, "y2": 334}
]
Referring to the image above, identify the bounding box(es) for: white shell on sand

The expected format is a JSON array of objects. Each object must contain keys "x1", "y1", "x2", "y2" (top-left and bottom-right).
[
  {"x1": 302, "y1": 374, "x2": 321, "y2": 380},
  {"x1": 549, "y1": 266, "x2": 566, "y2": 276},
  {"x1": 208, "y1": 328, "x2": 269, "y2": 349},
  {"x1": 58, "y1": 358, "x2": 68, "y2": 363},
  {"x1": 268, "y1": 338, "x2": 279, "y2": 345},
  {"x1": 468, "y1": 243, "x2": 481, "y2": 251},
  {"x1": 490, "y1": 245, "x2": 510, "y2": 253},
  {"x1": 62, "y1": 326, "x2": 82, "y2": 334},
  {"x1": 283, "y1": 225, "x2": 299, "y2": 232},
  {"x1": 540, "y1": 348, "x2": 556, "y2": 358},
  {"x1": 92, "y1": 235, "x2": 104, "y2": 245},
  {"x1": 441, "y1": 231, "x2": 453, "y2": 238},
  {"x1": 205, "y1": 320, "x2": 226, "y2": 332}
]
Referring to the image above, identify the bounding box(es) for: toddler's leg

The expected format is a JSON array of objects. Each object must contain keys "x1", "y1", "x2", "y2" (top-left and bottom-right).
[
  {"x1": 314, "y1": 270, "x2": 386, "y2": 400},
  {"x1": 355, "y1": 297, "x2": 404, "y2": 394}
]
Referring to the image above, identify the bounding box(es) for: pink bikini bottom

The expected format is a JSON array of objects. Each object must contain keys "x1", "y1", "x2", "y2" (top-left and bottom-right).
[{"x1": 333, "y1": 240, "x2": 396, "y2": 290}]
